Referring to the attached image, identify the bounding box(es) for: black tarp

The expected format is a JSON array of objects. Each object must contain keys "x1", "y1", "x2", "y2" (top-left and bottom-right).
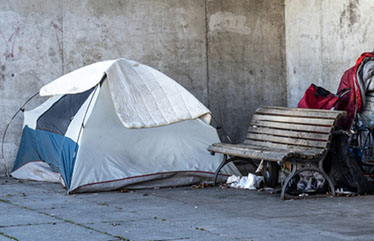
[{"x1": 327, "y1": 133, "x2": 374, "y2": 194}]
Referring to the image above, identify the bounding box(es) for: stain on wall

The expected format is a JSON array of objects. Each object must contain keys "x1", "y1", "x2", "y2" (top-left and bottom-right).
[
  {"x1": 207, "y1": 0, "x2": 286, "y2": 143},
  {"x1": 286, "y1": 0, "x2": 374, "y2": 107},
  {"x1": 339, "y1": 0, "x2": 360, "y2": 32},
  {"x1": 209, "y1": 11, "x2": 252, "y2": 35},
  {"x1": 0, "y1": 0, "x2": 287, "y2": 173},
  {"x1": 0, "y1": 27, "x2": 20, "y2": 63},
  {"x1": 0, "y1": 0, "x2": 64, "y2": 174},
  {"x1": 62, "y1": 0, "x2": 208, "y2": 104}
]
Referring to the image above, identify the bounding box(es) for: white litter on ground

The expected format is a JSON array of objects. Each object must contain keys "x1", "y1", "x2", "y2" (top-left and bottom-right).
[{"x1": 226, "y1": 174, "x2": 264, "y2": 190}]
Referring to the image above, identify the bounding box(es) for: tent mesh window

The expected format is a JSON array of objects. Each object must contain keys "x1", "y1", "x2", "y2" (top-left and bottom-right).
[{"x1": 36, "y1": 87, "x2": 95, "y2": 135}]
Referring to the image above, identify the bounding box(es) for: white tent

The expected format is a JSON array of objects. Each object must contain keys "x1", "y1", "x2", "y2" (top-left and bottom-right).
[{"x1": 11, "y1": 59, "x2": 238, "y2": 193}]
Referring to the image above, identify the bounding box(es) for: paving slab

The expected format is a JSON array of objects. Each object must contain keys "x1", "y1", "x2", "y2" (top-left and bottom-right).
[
  {"x1": 0, "y1": 222, "x2": 112, "y2": 241},
  {"x1": 0, "y1": 201, "x2": 59, "y2": 227},
  {"x1": 1, "y1": 177, "x2": 374, "y2": 241}
]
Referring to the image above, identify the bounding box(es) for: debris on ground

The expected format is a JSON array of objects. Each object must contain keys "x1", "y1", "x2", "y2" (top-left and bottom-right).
[
  {"x1": 226, "y1": 174, "x2": 264, "y2": 190},
  {"x1": 296, "y1": 171, "x2": 325, "y2": 193},
  {"x1": 191, "y1": 183, "x2": 213, "y2": 189},
  {"x1": 336, "y1": 188, "x2": 358, "y2": 197}
]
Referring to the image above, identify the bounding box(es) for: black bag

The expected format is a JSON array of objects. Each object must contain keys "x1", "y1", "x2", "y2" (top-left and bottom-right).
[{"x1": 327, "y1": 134, "x2": 374, "y2": 194}]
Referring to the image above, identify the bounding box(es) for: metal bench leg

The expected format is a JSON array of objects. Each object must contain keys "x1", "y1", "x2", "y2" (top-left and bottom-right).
[
  {"x1": 281, "y1": 164, "x2": 335, "y2": 200},
  {"x1": 213, "y1": 155, "x2": 254, "y2": 186},
  {"x1": 281, "y1": 163, "x2": 297, "y2": 200},
  {"x1": 214, "y1": 154, "x2": 228, "y2": 186},
  {"x1": 294, "y1": 166, "x2": 335, "y2": 197},
  {"x1": 318, "y1": 159, "x2": 336, "y2": 196}
]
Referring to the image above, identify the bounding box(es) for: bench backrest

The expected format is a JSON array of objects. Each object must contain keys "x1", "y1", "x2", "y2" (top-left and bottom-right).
[{"x1": 244, "y1": 106, "x2": 347, "y2": 157}]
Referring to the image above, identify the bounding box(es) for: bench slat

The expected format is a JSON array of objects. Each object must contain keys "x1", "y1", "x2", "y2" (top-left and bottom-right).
[
  {"x1": 251, "y1": 120, "x2": 333, "y2": 133},
  {"x1": 252, "y1": 114, "x2": 335, "y2": 126},
  {"x1": 208, "y1": 144, "x2": 291, "y2": 162},
  {"x1": 248, "y1": 127, "x2": 330, "y2": 141},
  {"x1": 256, "y1": 107, "x2": 343, "y2": 119},
  {"x1": 260, "y1": 106, "x2": 346, "y2": 117},
  {"x1": 243, "y1": 139, "x2": 326, "y2": 157},
  {"x1": 246, "y1": 133, "x2": 328, "y2": 148},
  {"x1": 210, "y1": 143, "x2": 322, "y2": 159}
]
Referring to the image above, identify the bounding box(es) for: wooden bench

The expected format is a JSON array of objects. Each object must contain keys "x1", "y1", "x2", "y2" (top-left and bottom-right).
[{"x1": 208, "y1": 106, "x2": 347, "y2": 199}]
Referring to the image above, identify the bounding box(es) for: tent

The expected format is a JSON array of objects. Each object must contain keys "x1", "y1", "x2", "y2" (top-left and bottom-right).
[{"x1": 11, "y1": 59, "x2": 238, "y2": 193}]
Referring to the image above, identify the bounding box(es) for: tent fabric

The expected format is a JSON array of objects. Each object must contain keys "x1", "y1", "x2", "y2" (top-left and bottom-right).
[
  {"x1": 39, "y1": 60, "x2": 115, "y2": 96},
  {"x1": 12, "y1": 59, "x2": 239, "y2": 193},
  {"x1": 105, "y1": 59, "x2": 211, "y2": 128},
  {"x1": 11, "y1": 161, "x2": 62, "y2": 184},
  {"x1": 13, "y1": 126, "x2": 77, "y2": 188},
  {"x1": 40, "y1": 59, "x2": 211, "y2": 128},
  {"x1": 74, "y1": 171, "x2": 224, "y2": 193},
  {"x1": 69, "y1": 80, "x2": 237, "y2": 192}
]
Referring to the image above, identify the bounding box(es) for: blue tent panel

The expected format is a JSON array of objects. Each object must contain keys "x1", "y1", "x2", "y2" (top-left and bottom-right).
[{"x1": 13, "y1": 125, "x2": 77, "y2": 188}]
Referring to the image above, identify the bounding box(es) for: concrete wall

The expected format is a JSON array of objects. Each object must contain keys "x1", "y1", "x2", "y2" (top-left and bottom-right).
[
  {"x1": 0, "y1": 0, "x2": 65, "y2": 174},
  {"x1": 286, "y1": 0, "x2": 374, "y2": 107},
  {"x1": 0, "y1": 0, "x2": 286, "y2": 174},
  {"x1": 207, "y1": 0, "x2": 286, "y2": 143}
]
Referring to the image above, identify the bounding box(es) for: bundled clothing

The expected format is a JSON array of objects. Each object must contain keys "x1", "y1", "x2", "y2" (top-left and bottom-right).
[
  {"x1": 335, "y1": 52, "x2": 374, "y2": 129},
  {"x1": 297, "y1": 52, "x2": 374, "y2": 194}
]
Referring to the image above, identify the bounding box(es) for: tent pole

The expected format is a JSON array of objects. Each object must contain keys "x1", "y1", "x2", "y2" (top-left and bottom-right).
[{"x1": 1, "y1": 92, "x2": 39, "y2": 177}]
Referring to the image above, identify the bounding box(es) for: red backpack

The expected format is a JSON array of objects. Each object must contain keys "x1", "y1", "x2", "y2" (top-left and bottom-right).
[{"x1": 297, "y1": 84, "x2": 350, "y2": 110}]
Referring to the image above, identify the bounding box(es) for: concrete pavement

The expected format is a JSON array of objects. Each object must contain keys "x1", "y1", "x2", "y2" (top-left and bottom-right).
[{"x1": 0, "y1": 177, "x2": 373, "y2": 241}]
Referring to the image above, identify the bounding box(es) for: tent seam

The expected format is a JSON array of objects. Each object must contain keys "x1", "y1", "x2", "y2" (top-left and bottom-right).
[
  {"x1": 131, "y1": 64, "x2": 168, "y2": 126},
  {"x1": 147, "y1": 66, "x2": 179, "y2": 120},
  {"x1": 107, "y1": 66, "x2": 148, "y2": 127},
  {"x1": 115, "y1": 63, "x2": 157, "y2": 126}
]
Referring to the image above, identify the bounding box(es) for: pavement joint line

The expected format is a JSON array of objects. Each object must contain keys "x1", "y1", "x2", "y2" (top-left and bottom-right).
[
  {"x1": 0, "y1": 199, "x2": 11, "y2": 204},
  {"x1": 153, "y1": 238, "x2": 191, "y2": 241},
  {"x1": 191, "y1": 226, "x2": 221, "y2": 236},
  {"x1": 145, "y1": 192, "x2": 328, "y2": 227},
  {"x1": 0, "y1": 222, "x2": 62, "y2": 228},
  {"x1": 68, "y1": 192, "x2": 256, "y2": 238},
  {"x1": 0, "y1": 198, "x2": 131, "y2": 241},
  {"x1": 162, "y1": 239, "x2": 191, "y2": 241},
  {"x1": 101, "y1": 220, "x2": 138, "y2": 224},
  {"x1": 1, "y1": 191, "x2": 310, "y2": 239},
  {"x1": 0, "y1": 231, "x2": 18, "y2": 241}
]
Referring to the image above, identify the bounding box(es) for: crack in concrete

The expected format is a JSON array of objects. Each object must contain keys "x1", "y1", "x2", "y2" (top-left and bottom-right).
[
  {"x1": 0, "y1": 222, "x2": 61, "y2": 228},
  {"x1": 153, "y1": 238, "x2": 190, "y2": 241},
  {"x1": 101, "y1": 220, "x2": 137, "y2": 224},
  {"x1": 0, "y1": 198, "x2": 130, "y2": 241},
  {"x1": 63, "y1": 192, "x2": 225, "y2": 239},
  {"x1": 0, "y1": 231, "x2": 18, "y2": 240},
  {"x1": 129, "y1": 193, "x2": 257, "y2": 238},
  {"x1": 0, "y1": 198, "x2": 11, "y2": 204}
]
